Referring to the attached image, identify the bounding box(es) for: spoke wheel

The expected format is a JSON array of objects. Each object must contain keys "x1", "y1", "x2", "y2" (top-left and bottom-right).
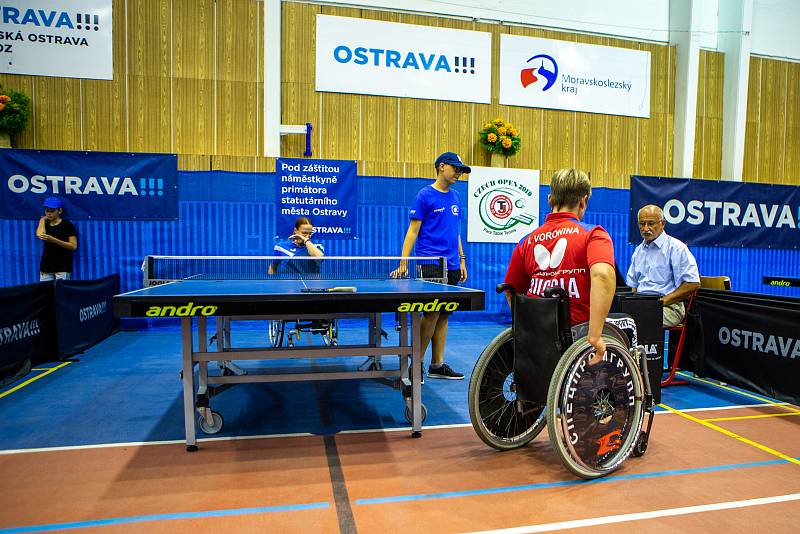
[
  {"x1": 468, "y1": 328, "x2": 546, "y2": 450},
  {"x1": 546, "y1": 335, "x2": 645, "y2": 479}
]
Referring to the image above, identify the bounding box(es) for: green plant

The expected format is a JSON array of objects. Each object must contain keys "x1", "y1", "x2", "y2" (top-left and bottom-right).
[
  {"x1": 0, "y1": 87, "x2": 31, "y2": 135},
  {"x1": 478, "y1": 118, "x2": 521, "y2": 156}
]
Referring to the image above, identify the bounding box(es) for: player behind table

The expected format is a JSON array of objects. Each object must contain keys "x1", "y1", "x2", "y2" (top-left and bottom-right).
[
  {"x1": 268, "y1": 216, "x2": 324, "y2": 275},
  {"x1": 36, "y1": 196, "x2": 78, "y2": 281},
  {"x1": 391, "y1": 151, "x2": 469, "y2": 380},
  {"x1": 627, "y1": 204, "x2": 700, "y2": 327},
  {"x1": 504, "y1": 168, "x2": 616, "y2": 358}
]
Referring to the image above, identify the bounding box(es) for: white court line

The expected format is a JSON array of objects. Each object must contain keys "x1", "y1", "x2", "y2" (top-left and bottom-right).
[
  {"x1": 462, "y1": 493, "x2": 800, "y2": 533},
  {"x1": 0, "y1": 406, "x2": 775, "y2": 456}
]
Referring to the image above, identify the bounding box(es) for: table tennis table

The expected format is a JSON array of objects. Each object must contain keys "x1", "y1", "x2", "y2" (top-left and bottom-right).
[{"x1": 114, "y1": 256, "x2": 485, "y2": 450}]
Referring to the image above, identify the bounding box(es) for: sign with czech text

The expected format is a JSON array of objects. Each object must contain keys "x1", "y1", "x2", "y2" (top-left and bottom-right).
[
  {"x1": 276, "y1": 158, "x2": 357, "y2": 240},
  {"x1": 467, "y1": 166, "x2": 540, "y2": 243},
  {"x1": 316, "y1": 14, "x2": 491, "y2": 104},
  {"x1": 499, "y1": 34, "x2": 650, "y2": 118},
  {"x1": 0, "y1": 148, "x2": 178, "y2": 220},
  {"x1": 630, "y1": 175, "x2": 800, "y2": 249},
  {"x1": 0, "y1": 0, "x2": 113, "y2": 80}
]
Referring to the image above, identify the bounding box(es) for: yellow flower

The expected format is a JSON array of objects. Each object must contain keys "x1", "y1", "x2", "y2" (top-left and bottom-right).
[
  {"x1": 501, "y1": 137, "x2": 512, "y2": 149},
  {"x1": 497, "y1": 126, "x2": 507, "y2": 135},
  {"x1": 509, "y1": 128, "x2": 518, "y2": 137},
  {"x1": 493, "y1": 118, "x2": 504, "y2": 126},
  {"x1": 483, "y1": 123, "x2": 492, "y2": 130},
  {"x1": 487, "y1": 132, "x2": 498, "y2": 143}
]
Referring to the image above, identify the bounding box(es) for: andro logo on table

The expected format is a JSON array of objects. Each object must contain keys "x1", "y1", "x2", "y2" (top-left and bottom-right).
[
  {"x1": 397, "y1": 300, "x2": 459, "y2": 312},
  {"x1": 145, "y1": 303, "x2": 218, "y2": 317}
]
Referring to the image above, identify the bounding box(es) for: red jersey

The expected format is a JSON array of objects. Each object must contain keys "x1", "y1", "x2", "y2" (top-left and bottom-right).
[{"x1": 504, "y1": 212, "x2": 615, "y2": 325}]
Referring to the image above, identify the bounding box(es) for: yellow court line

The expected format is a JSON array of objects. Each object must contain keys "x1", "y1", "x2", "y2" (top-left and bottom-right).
[
  {"x1": 0, "y1": 361, "x2": 73, "y2": 399},
  {"x1": 659, "y1": 402, "x2": 800, "y2": 466},
  {"x1": 676, "y1": 371, "x2": 800, "y2": 414},
  {"x1": 705, "y1": 412, "x2": 800, "y2": 423}
]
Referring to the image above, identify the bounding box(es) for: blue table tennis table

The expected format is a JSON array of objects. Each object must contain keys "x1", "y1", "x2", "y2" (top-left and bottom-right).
[{"x1": 114, "y1": 277, "x2": 485, "y2": 450}]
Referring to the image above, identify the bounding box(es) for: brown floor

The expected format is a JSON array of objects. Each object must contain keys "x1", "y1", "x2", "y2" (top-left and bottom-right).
[{"x1": 1, "y1": 406, "x2": 799, "y2": 533}]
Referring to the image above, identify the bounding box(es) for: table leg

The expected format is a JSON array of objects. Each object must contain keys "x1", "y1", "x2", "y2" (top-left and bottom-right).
[
  {"x1": 410, "y1": 311, "x2": 422, "y2": 437},
  {"x1": 181, "y1": 317, "x2": 198, "y2": 451}
]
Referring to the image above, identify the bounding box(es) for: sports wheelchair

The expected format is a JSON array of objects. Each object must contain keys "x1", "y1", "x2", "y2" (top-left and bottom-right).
[
  {"x1": 268, "y1": 318, "x2": 339, "y2": 348},
  {"x1": 468, "y1": 284, "x2": 656, "y2": 479}
]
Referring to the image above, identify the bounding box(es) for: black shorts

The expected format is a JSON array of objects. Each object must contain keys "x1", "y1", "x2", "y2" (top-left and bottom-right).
[
  {"x1": 418, "y1": 264, "x2": 460, "y2": 286},
  {"x1": 418, "y1": 264, "x2": 461, "y2": 316}
]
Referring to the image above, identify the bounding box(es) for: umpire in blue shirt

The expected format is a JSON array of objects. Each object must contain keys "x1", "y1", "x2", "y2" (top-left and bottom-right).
[{"x1": 627, "y1": 204, "x2": 700, "y2": 327}]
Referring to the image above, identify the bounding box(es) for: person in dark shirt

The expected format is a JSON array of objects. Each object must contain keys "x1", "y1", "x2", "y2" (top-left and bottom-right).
[{"x1": 36, "y1": 197, "x2": 78, "y2": 281}]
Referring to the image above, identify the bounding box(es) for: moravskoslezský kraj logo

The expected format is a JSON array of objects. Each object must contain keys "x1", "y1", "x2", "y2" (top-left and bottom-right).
[{"x1": 477, "y1": 184, "x2": 537, "y2": 236}]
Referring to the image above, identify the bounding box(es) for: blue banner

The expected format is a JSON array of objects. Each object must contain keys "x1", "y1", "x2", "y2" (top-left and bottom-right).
[
  {"x1": 0, "y1": 149, "x2": 178, "y2": 220},
  {"x1": 276, "y1": 158, "x2": 357, "y2": 240},
  {"x1": 630, "y1": 176, "x2": 800, "y2": 249}
]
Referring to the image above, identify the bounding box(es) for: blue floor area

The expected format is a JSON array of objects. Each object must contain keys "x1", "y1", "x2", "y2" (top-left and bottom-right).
[{"x1": 0, "y1": 318, "x2": 780, "y2": 451}]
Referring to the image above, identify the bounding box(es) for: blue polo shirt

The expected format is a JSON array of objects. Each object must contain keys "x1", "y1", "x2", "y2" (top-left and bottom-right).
[
  {"x1": 272, "y1": 239, "x2": 325, "y2": 275},
  {"x1": 410, "y1": 185, "x2": 461, "y2": 270},
  {"x1": 626, "y1": 232, "x2": 699, "y2": 296}
]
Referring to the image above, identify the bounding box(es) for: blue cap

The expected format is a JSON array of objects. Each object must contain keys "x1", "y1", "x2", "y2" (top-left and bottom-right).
[
  {"x1": 435, "y1": 151, "x2": 471, "y2": 174},
  {"x1": 43, "y1": 197, "x2": 62, "y2": 209}
]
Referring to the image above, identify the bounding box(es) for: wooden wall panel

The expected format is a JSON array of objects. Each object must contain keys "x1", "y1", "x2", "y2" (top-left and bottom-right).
[
  {"x1": 321, "y1": 92, "x2": 360, "y2": 160},
  {"x1": 757, "y1": 60, "x2": 786, "y2": 183},
  {"x1": 83, "y1": 0, "x2": 127, "y2": 151},
  {"x1": 693, "y1": 50, "x2": 724, "y2": 180},
  {"x1": 127, "y1": 0, "x2": 171, "y2": 152},
  {"x1": 785, "y1": 63, "x2": 800, "y2": 183},
  {"x1": 743, "y1": 57, "x2": 762, "y2": 182},
  {"x1": 33, "y1": 78, "x2": 82, "y2": 150}
]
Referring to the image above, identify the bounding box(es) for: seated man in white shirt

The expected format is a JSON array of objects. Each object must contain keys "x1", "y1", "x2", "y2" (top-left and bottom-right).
[{"x1": 627, "y1": 204, "x2": 701, "y2": 327}]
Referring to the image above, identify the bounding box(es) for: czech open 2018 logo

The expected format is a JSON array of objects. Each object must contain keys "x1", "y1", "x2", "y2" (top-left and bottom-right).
[{"x1": 476, "y1": 183, "x2": 536, "y2": 237}]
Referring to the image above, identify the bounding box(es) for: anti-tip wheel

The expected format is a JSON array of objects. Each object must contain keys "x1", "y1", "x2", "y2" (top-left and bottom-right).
[
  {"x1": 632, "y1": 433, "x2": 649, "y2": 457},
  {"x1": 404, "y1": 403, "x2": 428, "y2": 424},
  {"x1": 198, "y1": 411, "x2": 224, "y2": 435}
]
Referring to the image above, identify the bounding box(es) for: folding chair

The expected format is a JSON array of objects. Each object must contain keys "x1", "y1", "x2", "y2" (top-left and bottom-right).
[{"x1": 661, "y1": 276, "x2": 730, "y2": 387}]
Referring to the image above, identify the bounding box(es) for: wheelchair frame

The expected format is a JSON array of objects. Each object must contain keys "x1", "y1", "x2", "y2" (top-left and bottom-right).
[{"x1": 468, "y1": 284, "x2": 656, "y2": 479}]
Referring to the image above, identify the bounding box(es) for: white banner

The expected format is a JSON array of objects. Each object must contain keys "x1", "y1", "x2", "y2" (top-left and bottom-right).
[
  {"x1": 0, "y1": 0, "x2": 113, "y2": 80},
  {"x1": 467, "y1": 166, "x2": 540, "y2": 243},
  {"x1": 499, "y1": 35, "x2": 650, "y2": 118},
  {"x1": 316, "y1": 15, "x2": 491, "y2": 104}
]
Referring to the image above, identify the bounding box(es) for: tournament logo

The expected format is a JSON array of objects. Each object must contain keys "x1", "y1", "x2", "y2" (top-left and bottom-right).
[
  {"x1": 520, "y1": 54, "x2": 558, "y2": 91},
  {"x1": 476, "y1": 185, "x2": 535, "y2": 235}
]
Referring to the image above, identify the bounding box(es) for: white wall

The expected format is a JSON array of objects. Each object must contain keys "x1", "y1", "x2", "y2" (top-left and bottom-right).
[
  {"x1": 751, "y1": 0, "x2": 800, "y2": 59},
  {"x1": 324, "y1": 0, "x2": 671, "y2": 42}
]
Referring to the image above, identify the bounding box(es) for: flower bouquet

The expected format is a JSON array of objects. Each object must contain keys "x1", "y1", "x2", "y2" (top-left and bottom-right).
[
  {"x1": 478, "y1": 118, "x2": 521, "y2": 156},
  {"x1": 0, "y1": 86, "x2": 31, "y2": 146}
]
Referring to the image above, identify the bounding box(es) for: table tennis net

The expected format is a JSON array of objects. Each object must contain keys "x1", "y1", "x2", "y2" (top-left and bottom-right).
[{"x1": 142, "y1": 256, "x2": 447, "y2": 286}]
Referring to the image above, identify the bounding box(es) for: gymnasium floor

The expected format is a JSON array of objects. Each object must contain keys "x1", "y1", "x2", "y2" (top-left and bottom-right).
[{"x1": 1, "y1": 320, "x2": 799, "y2": 533}]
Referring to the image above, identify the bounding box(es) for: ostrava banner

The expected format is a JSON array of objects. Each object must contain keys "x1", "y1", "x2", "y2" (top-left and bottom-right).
[
  {"x1": 276, "y1": 158, "x2": 357, "y2": 240},
  {"x1": 697, "y1": 290, "x2": 800, "y2": 406},
  {"x1": 467, "y1": 166, "x2": 540, "y2": 243},
  {"x1": 0, "y1": 0, "x2": 113, "y2": 80},
  {"x1": 0, "y1": 149, "x2": 178, "y2": 220},
  {"x1": 55, "y1": 274, "x2": 119, "y2": 357},
  {"x1": 630, "y1": 175, "x2": 800, "y2": 249}
]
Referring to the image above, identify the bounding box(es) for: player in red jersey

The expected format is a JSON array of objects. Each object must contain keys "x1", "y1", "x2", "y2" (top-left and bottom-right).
[{"x1": 504, "y1": 168, "x2": 616, "y2": 357}]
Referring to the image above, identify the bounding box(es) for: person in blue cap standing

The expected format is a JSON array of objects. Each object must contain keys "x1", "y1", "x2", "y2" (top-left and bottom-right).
[
  {"x1": 36, "y1": 197, "x2": 78, "y2": 280},
  {"x1": 392, "y1": 152, "x2": 470, "y2": 380}
]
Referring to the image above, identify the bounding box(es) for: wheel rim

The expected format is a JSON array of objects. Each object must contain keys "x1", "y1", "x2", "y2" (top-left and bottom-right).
[
  {"x1": 477, "y1": 338, "x2": 544, "y2": 442},
  {"x1": 557, "y1": 347, "x2": 642, "y2": 473}
]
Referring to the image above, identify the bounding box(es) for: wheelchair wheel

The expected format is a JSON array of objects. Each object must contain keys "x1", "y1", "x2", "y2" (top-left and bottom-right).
[
  {"x1": 468, "y1": 328, "x2": 546, "y2": 450},
  {"x1": 268, "y1": 320, "x2": 284, "y2": 347},
  {"x1": 546, "y1": 334, "x2": 645, "y2": 479}
]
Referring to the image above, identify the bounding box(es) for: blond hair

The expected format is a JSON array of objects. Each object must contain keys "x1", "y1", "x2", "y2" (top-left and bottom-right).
[{"x1": 549, "y1": 168, "x2": 591, "y2": 209}]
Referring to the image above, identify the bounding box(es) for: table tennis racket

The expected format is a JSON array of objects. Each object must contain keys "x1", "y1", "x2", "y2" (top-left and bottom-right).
[{"x1": 301, "y1": 287, "x2": 357, "y2": 293}]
